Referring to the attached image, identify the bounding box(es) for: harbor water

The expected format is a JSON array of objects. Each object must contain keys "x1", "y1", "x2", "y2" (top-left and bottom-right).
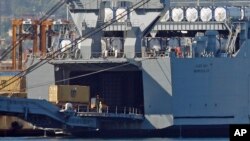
[{"x1": 0, "y1": 137, "x2": 228, "y2": 141}]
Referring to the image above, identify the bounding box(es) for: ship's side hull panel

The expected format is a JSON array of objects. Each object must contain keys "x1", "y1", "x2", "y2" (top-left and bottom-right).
[
  {"x1": 141, "y1": 58, "x2": 173, "y2": 129},
  {"x1": 171, "y1": 58, "x2": 250, "y2": 125}
]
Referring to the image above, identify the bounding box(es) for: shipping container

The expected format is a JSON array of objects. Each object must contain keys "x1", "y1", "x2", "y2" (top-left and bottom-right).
[
  {"x1": 0, "y1": 76, "x2": 26, "y2": 92},
  {"x1": 49, "y1": 85, "x2": 90, "y2": 104}
]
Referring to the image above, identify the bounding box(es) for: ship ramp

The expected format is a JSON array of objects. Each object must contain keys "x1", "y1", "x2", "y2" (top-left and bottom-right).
[{"x1": 0, "y1": 96, "x2": 143, "y2": 132}]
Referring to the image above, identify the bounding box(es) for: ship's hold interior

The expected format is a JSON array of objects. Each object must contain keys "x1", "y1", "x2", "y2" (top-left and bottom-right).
[{"x1": 55, "y1": 63, "x2": 144, "y2": 114}]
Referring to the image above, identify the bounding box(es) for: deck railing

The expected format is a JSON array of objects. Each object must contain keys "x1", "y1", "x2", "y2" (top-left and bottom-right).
[{"x1": 77, "y1": 106, "x2": 144, "y2": 120}]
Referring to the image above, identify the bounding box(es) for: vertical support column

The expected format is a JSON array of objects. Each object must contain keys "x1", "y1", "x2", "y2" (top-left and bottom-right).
[
  {"x1": 12, "y1": 20, "x2": 17, "y2": 70},
  {"x1": 41, "y1": 23, "x2": 47, "y2": 57},
  {"x1": 18, "y1": 24, "x2": 23, "y2": 70},
  {"x1": 33, "y1": 22, "x2": 38, "y2": 56},
  {"x1": 40, "y1": 20, "x2": 53, "y2": 57}
]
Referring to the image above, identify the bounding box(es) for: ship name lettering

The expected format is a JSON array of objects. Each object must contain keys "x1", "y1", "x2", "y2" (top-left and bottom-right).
[{"x1": 194, "y1": 64, "x2": 210, "y2": 73}]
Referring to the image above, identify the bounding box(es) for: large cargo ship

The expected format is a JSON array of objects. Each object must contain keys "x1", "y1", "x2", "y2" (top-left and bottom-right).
[{"x1": 2, "y1": 0, "x2": 250, "y2": 137}]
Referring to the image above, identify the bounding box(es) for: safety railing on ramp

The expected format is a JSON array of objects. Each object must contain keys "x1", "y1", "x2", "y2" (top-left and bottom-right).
[{"x1": 77, "y1": 106, "x2": 144, "y2": 120}]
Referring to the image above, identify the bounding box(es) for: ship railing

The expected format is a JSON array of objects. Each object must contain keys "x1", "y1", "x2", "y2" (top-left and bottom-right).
[
  {"x1": 90, "y1": 51, "x2": 170, "y2": 59},
  {"x1": 77, "y1": 106, "x2": 144, "y2": 120},
  {"x1": 0, "y1": 65, "x2": 13, "y2": 71},
  {"x1": 126, "y1": 51, "x2": 173, "y2": 59},
  {"x1": 76, "y1": 51, "x2": 171, "y2": 59},
  {"x1": 91, "y1": 51, "x2": 125, "y2": 59},
  {"x1": 140, "y1": 50, "x2": 168, "y2": 58}
]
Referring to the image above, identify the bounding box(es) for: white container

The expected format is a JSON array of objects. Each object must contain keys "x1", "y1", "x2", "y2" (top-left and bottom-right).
[
  {"x1": 215, "y1": 7, "x2": 227, "y2": 22},
  {"x1": 104, "y1": 8, "x2": 113, "y2": 22},
  {"x1": 186, "y1": 8, "x2": 198, "y2": 22},
  {"x1": 116, "y1": 8, "x2": 128, "y2": 22},
  {"x1": 172, "y1": 8, "x2": 184, "y2": 22},
  {"x1": 200, "y1": 7, "x2": 212, "y2": 22}
]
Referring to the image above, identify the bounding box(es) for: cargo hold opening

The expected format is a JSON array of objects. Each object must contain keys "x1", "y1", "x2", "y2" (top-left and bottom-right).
[{"x1": 69, "y1": 70, "x2": 144, "y2": 114}]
